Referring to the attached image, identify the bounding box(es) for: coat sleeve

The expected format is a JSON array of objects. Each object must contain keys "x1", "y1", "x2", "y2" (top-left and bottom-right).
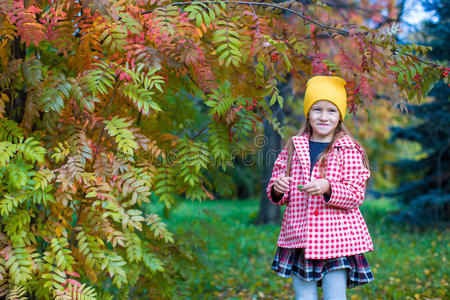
[
  {"x1": 325, "y1": 147, "x2": 370, "y2": 210},
  {"x1": 266, "y1": 146, "x2": 290, "y2": 206}
]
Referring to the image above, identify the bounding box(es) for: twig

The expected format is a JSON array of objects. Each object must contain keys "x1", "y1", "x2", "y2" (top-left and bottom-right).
[
  {"x1": 91, "y1": 78, "x2": 119, "y2": 169},
  {"x1": 191, "y1": 120, "x2": 213, "y2": 140}
]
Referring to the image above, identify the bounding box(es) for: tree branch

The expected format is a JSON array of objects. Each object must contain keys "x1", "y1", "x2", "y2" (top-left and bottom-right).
[
  {"x1": 143, "y1": 1, "x2": 349, "y2": 35},
  {"x1": 144, "y1": 1, "x2": 443, "y2": 69}
]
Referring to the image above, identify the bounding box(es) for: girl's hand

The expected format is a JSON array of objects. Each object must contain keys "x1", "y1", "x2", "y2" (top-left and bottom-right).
[
  {"x1": 273, "y1": 175, "x2": 291, "y2": 195},
  {"x1": 301, "y1": 179, "x2": 330, "y2": 196}
]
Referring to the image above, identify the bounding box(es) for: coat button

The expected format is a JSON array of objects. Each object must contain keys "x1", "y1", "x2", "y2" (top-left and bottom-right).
[{"x1": 314, "y1": 210, "x2": 319, "y2": 216}]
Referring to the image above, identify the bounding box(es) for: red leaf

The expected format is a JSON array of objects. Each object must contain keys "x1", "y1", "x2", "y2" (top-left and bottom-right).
[
  {"x1": 359, "y1": 76, "x2": 375, "y2": 102},
  {"x1": 311, "y1": 54, "x2": 328, "y2": 75},
  {"x1": 8, "y1": 2, "x2": 46, "y2": 47}
]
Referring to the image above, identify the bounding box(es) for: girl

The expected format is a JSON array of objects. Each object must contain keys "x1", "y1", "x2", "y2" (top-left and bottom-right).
[{"x1": 266, "y1": 76, "x2": 374, "y2": 300}]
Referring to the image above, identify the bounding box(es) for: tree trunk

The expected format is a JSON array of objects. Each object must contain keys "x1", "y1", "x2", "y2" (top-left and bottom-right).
[
  {"x1": 5, "y1": 38, "x2": 27, "y2": 123},
  {"x1": 255, "y1": 67, "x2": 295, "y2": 224},
  {"x1": 255, "y1": 100, "x2": 285, "y2": 224}
]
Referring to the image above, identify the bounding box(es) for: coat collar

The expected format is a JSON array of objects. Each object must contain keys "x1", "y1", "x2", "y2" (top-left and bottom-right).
[{"x1": 291, "y1": 132, "x2": 361, "y2": 178}]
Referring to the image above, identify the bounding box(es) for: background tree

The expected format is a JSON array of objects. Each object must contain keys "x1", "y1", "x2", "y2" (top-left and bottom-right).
[
  {"x1": 386, "y1": 0, "x2": 450, "y2": 226},
  {"x1": 0, "y1": 0, "x2": 445, "y2": 298}
]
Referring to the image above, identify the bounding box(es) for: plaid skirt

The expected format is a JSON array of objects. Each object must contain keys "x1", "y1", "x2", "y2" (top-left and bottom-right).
[{"x1": 271, "y1": 247, "x2": 374, "y2": 289}]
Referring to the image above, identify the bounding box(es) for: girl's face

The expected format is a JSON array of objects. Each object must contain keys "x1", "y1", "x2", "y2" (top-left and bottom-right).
[{"x1": 308, "y1": 100, "x2": 340, "y2": 142}]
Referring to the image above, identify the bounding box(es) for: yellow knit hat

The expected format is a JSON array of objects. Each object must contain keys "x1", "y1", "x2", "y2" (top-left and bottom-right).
[{"x1": 304, "y1": 76, "x2": 347, "y2": 121}]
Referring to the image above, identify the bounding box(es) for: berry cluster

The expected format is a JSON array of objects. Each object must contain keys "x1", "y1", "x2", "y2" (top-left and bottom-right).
[
  {"x1": 269, "y1": 39, "x2": 289, "y2": 62},
  {"x1": 239, "y1": 96, "x2": 263, "y2": 112},
  {"x1": 442, "y1": 67, "x2": 450, "y2": 87},
  {"x1": 271, "y1": 53, "x2": 280, "y2": 62}
]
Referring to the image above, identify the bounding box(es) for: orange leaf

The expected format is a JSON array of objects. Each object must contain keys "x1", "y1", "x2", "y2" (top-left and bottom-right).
[
  {"x1": 201, "y1": 22, "x2": 207, "y2": 33},
  {"x1": 196, "y1": 27, "x2": 203, "y2": 38}
]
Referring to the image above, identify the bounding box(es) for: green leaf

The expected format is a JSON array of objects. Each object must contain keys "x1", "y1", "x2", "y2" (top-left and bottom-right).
[{"x1": 196, "y1": 13, "x2": 202, "y2": 27}]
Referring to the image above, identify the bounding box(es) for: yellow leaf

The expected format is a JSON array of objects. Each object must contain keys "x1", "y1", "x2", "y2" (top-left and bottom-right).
[
  {"x1": 55, "y1": 226, "x2": 63, "y2": 237},
  {"x1": 1, "y1": 92, "x2": 9, "y2": 102},
  {"x1": 0, "y1": 98, "x2": 4, "y2": 117},
  {"x1": 87, "y1": 268, "x2": 97, "y2": 281}
]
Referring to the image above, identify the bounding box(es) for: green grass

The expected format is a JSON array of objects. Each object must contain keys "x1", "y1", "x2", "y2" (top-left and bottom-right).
[{"x1": 149, "y1": 198, "x2": 450, "y2": 299}]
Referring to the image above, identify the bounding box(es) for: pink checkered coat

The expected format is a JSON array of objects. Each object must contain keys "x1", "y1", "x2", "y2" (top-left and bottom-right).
[{"x1": 266, "y1": 132, "x2": 374, "y2": 259}]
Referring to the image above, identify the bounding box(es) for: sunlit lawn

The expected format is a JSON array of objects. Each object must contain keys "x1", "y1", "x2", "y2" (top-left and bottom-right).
[{"x1": 149, "y1": 197, "x2": 449, "y2": 299}]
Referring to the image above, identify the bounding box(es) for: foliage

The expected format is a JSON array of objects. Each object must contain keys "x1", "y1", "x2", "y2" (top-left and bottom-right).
[{"x1": 0, "y1": 0, "x2": 447, "y2": 298}]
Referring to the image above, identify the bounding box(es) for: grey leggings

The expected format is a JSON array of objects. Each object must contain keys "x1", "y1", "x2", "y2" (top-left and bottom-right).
[{"x1": 292, "y1": 269, "x2": 348, "y2": 300}]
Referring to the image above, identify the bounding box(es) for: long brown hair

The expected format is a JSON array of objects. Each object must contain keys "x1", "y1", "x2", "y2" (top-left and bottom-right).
[{"x1": 284, "y1": 119, "x2": 370, "y2": 179}]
